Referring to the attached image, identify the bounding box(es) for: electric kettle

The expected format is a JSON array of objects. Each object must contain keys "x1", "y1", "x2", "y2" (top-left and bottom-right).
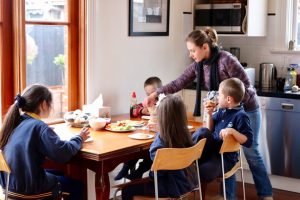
[{"x1": 259, "y1": 63, "x2": 277, "y2": 89}]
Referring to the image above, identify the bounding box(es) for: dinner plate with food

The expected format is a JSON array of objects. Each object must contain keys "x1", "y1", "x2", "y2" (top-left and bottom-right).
[
  {"x1": 128, "y1": 133, "x2": 154, "y2": 140},
  {"x1": 105, "y1": 121, "x2": 136, "y2": 132}
]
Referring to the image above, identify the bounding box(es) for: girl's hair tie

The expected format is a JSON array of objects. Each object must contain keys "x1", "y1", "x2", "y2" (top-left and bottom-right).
[{"x1": 14, "y1": 94, "x2": 26, "y2": 108}]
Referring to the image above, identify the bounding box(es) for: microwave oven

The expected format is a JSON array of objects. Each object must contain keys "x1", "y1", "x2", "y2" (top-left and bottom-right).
[{"x1": 195, "y1": 3, "x2": 245, "y2": 34}]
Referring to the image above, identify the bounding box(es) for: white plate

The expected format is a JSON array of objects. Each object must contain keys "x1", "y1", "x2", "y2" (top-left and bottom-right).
[
  {"x1": 141, "y1": 115, "x2": 151, "y2": 120},
  {"x1": 187, "y1": 125, "x2": 193, "y2": 129},
  {"x1": 105, "y1": 127, "x2": 136, "y2": 132},
  {"x1": 128, "y1": 133, "x2": 154, "y2": 140}
]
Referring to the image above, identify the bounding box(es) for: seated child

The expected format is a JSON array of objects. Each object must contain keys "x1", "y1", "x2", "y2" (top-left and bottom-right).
[
  {"x1": 114, "y1": 76, "x2": 162, "y2": 181},
  {"x1": 192, "y1": 77, "x2": 253, "y2": 199},
  {"x1": 0, "y1": 84, "x2": 90, "y2": 200},
  {"x1": 122, "y1": 94, "x2": 197, "y2": 199}
]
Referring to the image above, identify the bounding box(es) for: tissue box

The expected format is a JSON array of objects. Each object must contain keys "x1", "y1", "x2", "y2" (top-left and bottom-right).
[
  {"x1": 98, "y1": 106, "x2": 111, "y2": 118},
  {"x1": 83, "y1": 105, "x2": 111, "y2": 118}
]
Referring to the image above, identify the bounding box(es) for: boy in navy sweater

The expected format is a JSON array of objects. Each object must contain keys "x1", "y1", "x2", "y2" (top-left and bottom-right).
[{"x1": 192, "y1": 78, "x2": 253, "y2": 199}]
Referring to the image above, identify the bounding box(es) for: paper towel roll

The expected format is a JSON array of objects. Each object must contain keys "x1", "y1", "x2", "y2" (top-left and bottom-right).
[{"x1": 244, "y1": 67, "x2": 255, "y2": 86}]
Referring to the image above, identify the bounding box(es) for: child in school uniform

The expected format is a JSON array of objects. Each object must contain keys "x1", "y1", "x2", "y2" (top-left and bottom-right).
[
  {"x1": 114, "y1": 76, "x2": 162, "y2": 181},
  {"x1": 0, "y1": 84, "x2": 90, "y2": 200},
  {"x1": 192, "y1": 78, "x2": 253, "y2": 199},
  {"x1": 121, "y1": 94, "x2": 197, "y2": 199}
]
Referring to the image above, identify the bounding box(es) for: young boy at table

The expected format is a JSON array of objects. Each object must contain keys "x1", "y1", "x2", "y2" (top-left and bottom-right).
[
  {"x1": 122, "y1": 94, "x2": 197, "y2": 199},
  {"x1": 0, "y1": 84, "x2": 90, "y2": 200},
  {"x1": 192, "y1": 78, "x2": 253, "y2": 199},
  {"x1": 114, "y1": 76, "x2": 162, "y2": 181}
]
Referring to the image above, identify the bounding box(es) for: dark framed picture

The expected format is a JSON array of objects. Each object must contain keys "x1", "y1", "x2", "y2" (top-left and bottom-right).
[{"x1": 129, "y1": 0, "x2": 170, "y2": 36}]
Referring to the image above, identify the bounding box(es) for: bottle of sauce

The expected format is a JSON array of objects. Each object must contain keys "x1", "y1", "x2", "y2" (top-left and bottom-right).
[{"x1": 130, "y1": 91, "x2": 138, "y2": 118}]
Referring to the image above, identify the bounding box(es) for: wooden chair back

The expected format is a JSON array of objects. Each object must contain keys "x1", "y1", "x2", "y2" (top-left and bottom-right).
[
  {"x1": 219, "y1": 134, "x2": 245, "y2": 200},
  {"x1": 219, "y1": 135, "x2": 241, "y2": 154},
  {"x1": 151, "y1": 138, "x2": 206, "y2": 200},
  {"x1": 151, "y1": 138, "x2": 206, "y2": 171}
]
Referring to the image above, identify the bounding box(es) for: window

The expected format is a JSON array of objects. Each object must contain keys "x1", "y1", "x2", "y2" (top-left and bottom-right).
[
  {"x1": 287, "y1": 0, "x2": 300, "y2": 48},
  {"x1": 0, "y1": 0, "x2": 86, "y2": 122}
]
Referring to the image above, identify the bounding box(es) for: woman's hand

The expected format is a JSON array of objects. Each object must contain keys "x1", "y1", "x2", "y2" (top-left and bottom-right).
[
  {"x1": 79, "y1": 127, "x2": 90, "y2": 142},
  {"x1": 143, "y1": 92, "x2": 158, "y2": 107}
]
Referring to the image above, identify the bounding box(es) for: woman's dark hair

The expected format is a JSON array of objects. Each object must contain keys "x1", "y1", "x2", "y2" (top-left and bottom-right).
[
  {"x1": 157, "y1": 94, "x2": 193, "y2": 148},
  {"x1": 0, "y1": 84, "x2": 52, "y2": 149},
  {"x1": 186, "y1": 27, "x2": 218, "y2": 48}
]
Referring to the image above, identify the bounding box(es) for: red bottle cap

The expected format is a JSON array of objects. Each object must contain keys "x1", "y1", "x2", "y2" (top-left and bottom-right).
[{"x1": 132, "y1": 91, "x2": 136, "y2": 98}]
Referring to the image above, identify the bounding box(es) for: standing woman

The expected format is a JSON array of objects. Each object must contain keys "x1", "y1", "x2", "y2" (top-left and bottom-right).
[
  {"x1": 0, "y1": 84, "x2": 90, "y2": 200},
  {"x1": 145, "y1": 27, "x2": 273, "y2": 200}
]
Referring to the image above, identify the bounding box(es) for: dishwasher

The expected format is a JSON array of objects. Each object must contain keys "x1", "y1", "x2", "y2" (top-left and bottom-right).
[{"x1": 260, "y1": 96, "x2": 300, "y2": 178}]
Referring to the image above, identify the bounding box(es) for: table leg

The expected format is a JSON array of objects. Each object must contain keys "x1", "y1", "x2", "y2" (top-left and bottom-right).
[{"x1": 95, "y1": 162, "x2": 110, "y2": 200}]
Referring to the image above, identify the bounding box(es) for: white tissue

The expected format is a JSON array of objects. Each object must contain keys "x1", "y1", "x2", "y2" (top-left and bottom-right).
[
  {"x1": 83, "y1": 94, "x2": 104, "y2": 116},
  {"x1": 92, "y1": 94, "x2": 103, "y2": 108}
]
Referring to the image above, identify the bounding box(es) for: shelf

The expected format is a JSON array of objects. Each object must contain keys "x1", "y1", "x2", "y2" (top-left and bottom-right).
[{"x1": 270, "y1": 50, "x2": 300, "y2": 54}]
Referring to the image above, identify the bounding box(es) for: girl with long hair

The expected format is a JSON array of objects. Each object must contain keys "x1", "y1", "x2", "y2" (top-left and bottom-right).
[
  {"x1": 122, "y1": 94, "x2": 197, "y2": 199},
  {"x1": 0, "y1": 84, "x2": 90, "y2": 200}
]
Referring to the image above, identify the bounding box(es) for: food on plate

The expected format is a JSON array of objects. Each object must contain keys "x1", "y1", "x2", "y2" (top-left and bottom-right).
[
  {"x1": 116, "y1": 120, "x2": 146, "y2": 127},
  {"x1": 106, "y1": 121, "x2": 134, "y2": 131},
  {"x1": 64, "y1": 110, "x2": 91, "y2": 127}
]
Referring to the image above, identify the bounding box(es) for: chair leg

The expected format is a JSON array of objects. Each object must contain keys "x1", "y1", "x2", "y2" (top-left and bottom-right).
[{"x1": 241, "y1": 169, "x2": 245, "y2": 200}]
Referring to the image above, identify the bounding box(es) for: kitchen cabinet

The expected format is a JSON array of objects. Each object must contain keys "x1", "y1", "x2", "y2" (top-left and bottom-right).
[
  {"x1": 182, "y1": 89, "x2": 207, "y2": 122},
  {"x1": 183, "y1": 0, "x2": 193, "y2": 13},
  {"x1": 193, "y1": 0, "x2": 268, "y2": 36}
]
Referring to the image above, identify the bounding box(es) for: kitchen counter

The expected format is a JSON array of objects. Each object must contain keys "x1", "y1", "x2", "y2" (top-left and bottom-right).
[
  {"x1": 256, "y1": 89, "x2": 300, "y2": 99},
  {"x1": 184, "y1": 82, "x2": 300, "y2": 99}
]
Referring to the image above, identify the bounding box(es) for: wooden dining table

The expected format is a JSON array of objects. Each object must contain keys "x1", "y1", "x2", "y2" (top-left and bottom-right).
[{"x1": 49, "y1": 114, "x2": 202, "y2": 200}]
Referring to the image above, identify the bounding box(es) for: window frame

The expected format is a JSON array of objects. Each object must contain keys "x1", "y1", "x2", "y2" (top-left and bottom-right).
[
  {"x1": 0, "y1": 0, "x2": 86, "y2": 120},
  {"x1": 285, "y1": 0, "x2": 299, "y2": 49}
]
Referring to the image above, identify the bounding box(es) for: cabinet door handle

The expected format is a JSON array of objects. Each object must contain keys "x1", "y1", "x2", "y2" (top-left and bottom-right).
[{"x1": 281, "y1": 103, "x2": 294, "y2": 110}]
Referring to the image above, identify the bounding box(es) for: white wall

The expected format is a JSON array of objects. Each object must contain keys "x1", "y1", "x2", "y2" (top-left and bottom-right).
[
  {"x1": 87, "y1": 0, "x2": 191, "y2": 114},
  {"x1": 219, "y1": 0, "x2": 300, "y2": 85}
]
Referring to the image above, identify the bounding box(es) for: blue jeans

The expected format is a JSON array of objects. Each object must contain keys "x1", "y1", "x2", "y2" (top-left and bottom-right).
[
  {"x1": 226, "y1": 108, "x2": 273, "y2": 199},
  {"x1": 244, "y1": 108, "x2": 273, "y2": 197}
]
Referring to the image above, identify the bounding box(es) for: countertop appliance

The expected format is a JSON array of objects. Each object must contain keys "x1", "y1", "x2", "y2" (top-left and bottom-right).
[
  {"x1": 260, "y1": 96, "x2": 300, "y2": 178},
  {"x1": 194, "y1": 3, "x2": 245, "y2": 33},
  {"x1": 259, "y1": 63, "x2": 277, "y2": 89}
]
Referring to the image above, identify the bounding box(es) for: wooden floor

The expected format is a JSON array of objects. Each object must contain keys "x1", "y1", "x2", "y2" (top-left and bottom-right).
[
  {"x1": 205, "y1": 181, "x2": 300, "y2": 200},
  {"x1": 112, "y1": 180, "x2": 300, "y2": 200}
]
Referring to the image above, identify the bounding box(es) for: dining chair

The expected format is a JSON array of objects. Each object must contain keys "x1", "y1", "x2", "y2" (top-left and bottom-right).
[
  {"x1": 219, "y1": 134, "x2": 245, "y2": 200},
  {"x1": 113, "y1": 138, "x2": 207, "y2": 200},
  {"x1": 0, "y1": 150, "x2": 69, "y2": 200}
]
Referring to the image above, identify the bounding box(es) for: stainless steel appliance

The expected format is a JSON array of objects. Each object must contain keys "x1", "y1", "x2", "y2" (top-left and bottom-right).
[
  {"x1": 194, "y1": 3, "x2": 245, "y2": 33},
  {"x1": 259, "y1": 63, "x2": 277, "y2": 89},
  {"x1": 260, "y1": 96, "x2": 300, "y2": 178}
]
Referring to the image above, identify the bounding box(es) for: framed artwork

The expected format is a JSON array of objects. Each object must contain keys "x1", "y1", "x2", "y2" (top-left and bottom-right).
[{"x1": 129, "y1": 0, "x2": 170, "y2": 36}]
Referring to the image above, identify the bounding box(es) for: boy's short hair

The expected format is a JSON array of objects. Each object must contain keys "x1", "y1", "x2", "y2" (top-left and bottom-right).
[
  {"x1": 220, "y1": 78, "x2": 245, "y2": 103},
  {"x1": 144, "y1": 76, "x2": 162, "y2": 88}
]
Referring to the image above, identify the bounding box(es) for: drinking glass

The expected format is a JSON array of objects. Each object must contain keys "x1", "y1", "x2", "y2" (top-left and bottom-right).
[{"x1": 202, "y1": 91, "x2": 218, "y2": 123}]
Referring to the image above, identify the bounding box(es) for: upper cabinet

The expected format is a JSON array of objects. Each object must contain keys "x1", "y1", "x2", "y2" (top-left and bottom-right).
[{"x1": 193, "y1": 0, "x2": 268, "y2": 36}]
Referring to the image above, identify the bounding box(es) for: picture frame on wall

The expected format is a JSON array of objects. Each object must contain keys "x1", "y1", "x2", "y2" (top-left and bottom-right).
[{"x1": 129, "y1": 0, "x2": 170, "y2": 36}]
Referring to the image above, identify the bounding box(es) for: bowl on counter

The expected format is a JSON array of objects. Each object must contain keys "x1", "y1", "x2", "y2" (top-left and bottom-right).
[{"x1": 89, "y1": 118, "x2": 107, "y2": 131}]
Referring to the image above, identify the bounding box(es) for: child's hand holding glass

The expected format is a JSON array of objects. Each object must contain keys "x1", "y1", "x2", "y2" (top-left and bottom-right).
[{"x1": 202, "y1": 91, "x2": 218, "y2": 122}]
